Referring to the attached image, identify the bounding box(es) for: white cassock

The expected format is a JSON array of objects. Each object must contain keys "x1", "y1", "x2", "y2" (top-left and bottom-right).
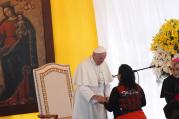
[{"x1": 72, "y1": 56, "x2": 113, "y2": 119}]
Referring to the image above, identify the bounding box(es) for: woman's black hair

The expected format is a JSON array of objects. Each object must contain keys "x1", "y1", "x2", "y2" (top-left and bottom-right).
[{"x1": 118, "y1": 64, "x2": 136, "y2": 89}]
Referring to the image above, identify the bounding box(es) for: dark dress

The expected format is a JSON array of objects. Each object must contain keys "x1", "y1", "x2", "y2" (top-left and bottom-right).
[{"x1": 160, "y1": 75, "x2": 179, "y2": 119}]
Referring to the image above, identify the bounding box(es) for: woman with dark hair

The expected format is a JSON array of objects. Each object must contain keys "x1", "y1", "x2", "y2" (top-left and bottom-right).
[{"x1": 104, "y1": 64, "x2": 147, "y2": 119}]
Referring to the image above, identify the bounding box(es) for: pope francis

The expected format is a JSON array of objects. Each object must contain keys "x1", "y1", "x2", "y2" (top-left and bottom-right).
[{"x1": 72, "y1": 46, "x2": 113, "y2": 119}]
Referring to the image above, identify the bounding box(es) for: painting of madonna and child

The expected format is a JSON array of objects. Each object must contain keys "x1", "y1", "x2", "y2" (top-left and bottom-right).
[{"x1": 0, "y1": 0, "x2": 54, "y2": 115}]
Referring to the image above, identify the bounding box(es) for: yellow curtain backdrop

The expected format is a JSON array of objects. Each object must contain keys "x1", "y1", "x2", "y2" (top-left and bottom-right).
[
  {"x1": 51, "y1": 0, "x2": 98, "y2": 75},
  {"x1": 0, "y1": 0, "x2": 98, "y2": 118}
]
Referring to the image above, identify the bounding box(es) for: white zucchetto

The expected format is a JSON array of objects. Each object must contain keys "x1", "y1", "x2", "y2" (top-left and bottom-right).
[{"x1": 93, "y1": 46, "x2": 106, "y2": 53}]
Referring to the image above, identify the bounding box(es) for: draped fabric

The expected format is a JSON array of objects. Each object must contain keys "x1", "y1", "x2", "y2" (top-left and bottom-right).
[
  {"x1": 51, "y1": 0, "x2": 98, "y2": 75},
  {"x1": 93, "y1": 0, "x2": 179, "y2": 119}
]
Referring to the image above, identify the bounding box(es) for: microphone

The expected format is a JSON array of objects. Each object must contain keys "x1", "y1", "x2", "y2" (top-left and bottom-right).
[
  {"x1": 112, "y1": 65, "x2": 156, "y2": 78},
  {"x1": 133, "y1": 65, "x2": 155, "y2": 72}
]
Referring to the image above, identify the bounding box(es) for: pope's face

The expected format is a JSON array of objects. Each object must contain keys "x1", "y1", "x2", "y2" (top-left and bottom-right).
[{"x1": 93, "y1": 52, "x2": 106, "y2": 65}]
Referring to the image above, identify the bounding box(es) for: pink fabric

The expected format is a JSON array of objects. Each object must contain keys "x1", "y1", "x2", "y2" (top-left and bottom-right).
[{"x1": 172, "y1": 58, "x2": 179, "y2": 62}]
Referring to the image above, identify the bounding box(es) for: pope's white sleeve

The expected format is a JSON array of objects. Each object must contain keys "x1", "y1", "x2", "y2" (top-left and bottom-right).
[
  {"x1": 78, "y1": 85, "x2": 95, "y2": 102},
  {"x1": 105, "y1": 84, "x2": 111, "y2": 97}
]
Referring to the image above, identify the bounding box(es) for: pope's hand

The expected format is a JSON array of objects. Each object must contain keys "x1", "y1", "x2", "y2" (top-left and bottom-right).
[{"x1": 92, "y1": 95, "x2": 107, "y2": 104}]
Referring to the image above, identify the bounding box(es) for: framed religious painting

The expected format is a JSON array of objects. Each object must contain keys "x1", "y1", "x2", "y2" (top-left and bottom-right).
[{"x1": 0, "y1": 0, "x2": 54, "y2": 116}]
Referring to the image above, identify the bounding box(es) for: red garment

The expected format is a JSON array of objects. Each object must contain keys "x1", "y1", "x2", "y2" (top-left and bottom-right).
[
  {"x1": 175, "y1": 94, "x2": 179, "y2": 101},
  {"x1": 116, "y1": 110, "x2": 146, "y2": 119},
  {"x1": 117, "y1": 84, "x2": 143, "y2": 110},
  {"x1": 0, "y1": 20, "x2": 17, "y2": 48}
]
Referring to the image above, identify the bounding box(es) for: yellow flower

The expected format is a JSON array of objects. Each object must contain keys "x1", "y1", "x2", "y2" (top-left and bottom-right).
[
  {"x1": 151, "y1": 19, "x2": 179, "y2": 78},
  {"x1": 151, "y1": 19, "x2": 179, "y2": 55}
]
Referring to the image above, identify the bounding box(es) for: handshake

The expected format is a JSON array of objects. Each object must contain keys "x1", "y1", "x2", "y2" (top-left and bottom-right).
[{"x1": 91, "y1": 95, "x2": 108, "y2": 104}]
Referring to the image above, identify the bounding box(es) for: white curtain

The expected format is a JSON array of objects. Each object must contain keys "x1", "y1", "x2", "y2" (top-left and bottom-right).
[{"x1": 93, "y1": 0, "x2": 179, "y2": 119}]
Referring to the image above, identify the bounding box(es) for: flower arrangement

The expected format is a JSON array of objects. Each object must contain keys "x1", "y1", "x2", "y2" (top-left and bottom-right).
[{"x1": 150, "y1": 19, "x2": 179, "y2": 79}]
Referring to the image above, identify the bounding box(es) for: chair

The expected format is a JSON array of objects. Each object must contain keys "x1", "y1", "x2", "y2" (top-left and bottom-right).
[{"x1": 33, "y1": 63, "x2": 73, "y2": 119}]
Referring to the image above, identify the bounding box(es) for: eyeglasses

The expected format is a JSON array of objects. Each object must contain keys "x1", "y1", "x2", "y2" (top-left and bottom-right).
[{"x1": 112, "y1": 74, "x2": 119, "y2": 78}]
